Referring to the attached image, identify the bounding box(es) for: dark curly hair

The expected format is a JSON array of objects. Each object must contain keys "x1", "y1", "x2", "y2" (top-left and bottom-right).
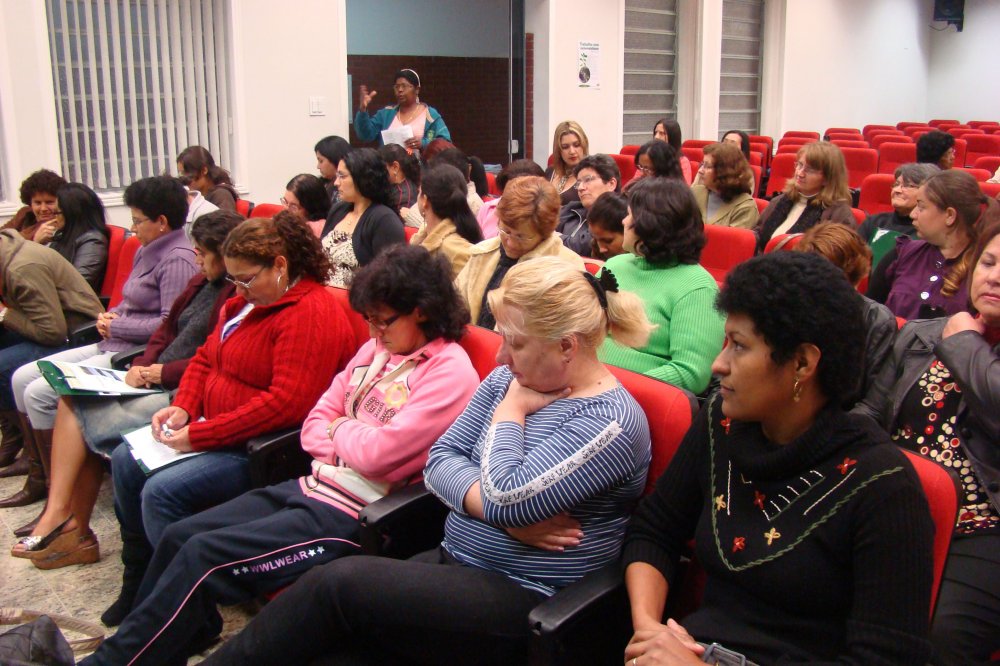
[
  {"x1": 123, "y1": 176, "x2": 188, "y2": 229},
  {"x1": 191, "y1": 209, "x2": 244, "y2": 255},
  {"x1": 496, "y1": 159, "x2": 545, "y2": 192},
  {"x1": 635, "y1": 140, "x2": 684, "y2": 180},
  {"x1": 419, "y1": 164, "x2": 483, "y2": 244},
  {"x1": 285, "y1": 173, "x2": 331, "y2": 221},
  {"x1": 343, "y1": 148, "x2": 394, "y2": 208},
  {"x1": 19, "y1": 169, "x2": 67, "y2": 205},
  {"x1": 716, "y1": 252, "x2": 864, "y2": 403},
  {"x1": 349, "y1": 244, "x2": 469, "y2": 342},
  {"x1": 916, "y1": 130, "x2": 955, "y2": 166},
  {"x1": 703, "y1": 142, "x2": 752, "y2": 202},
  {"x1": 627, "y1": 177, "x2": 705, "y2": 265},
  {"x1": 223, "y1": 210, "x2": 332, "y2": 283}
]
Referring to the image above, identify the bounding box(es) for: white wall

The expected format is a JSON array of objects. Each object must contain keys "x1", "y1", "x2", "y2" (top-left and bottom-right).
[
  {"x1": 346, "y1": 0, "x2": 508, "y2": 57},
  {"x1": 528, "y1": 0, "x2": 625, "y2": 160},
  {"x1": 761, "y1": 0, "x2": 931, "y2": 137},
  {"x1": 927, "y1": 0, "x2": 1000, "y2": 122}
]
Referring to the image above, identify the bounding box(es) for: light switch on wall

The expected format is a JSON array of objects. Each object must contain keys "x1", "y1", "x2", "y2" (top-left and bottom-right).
[{"x1": 309, "y1": 96, "x2": 327, "y2": 116}]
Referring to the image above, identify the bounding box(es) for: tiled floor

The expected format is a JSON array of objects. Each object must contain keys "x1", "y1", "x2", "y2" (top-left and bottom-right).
[{"x1": 0, "y1": 467, "x2": 253, "y2": 663}]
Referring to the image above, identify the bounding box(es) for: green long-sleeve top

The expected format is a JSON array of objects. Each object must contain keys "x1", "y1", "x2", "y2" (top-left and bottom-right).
[{"x1": 598, "y1": 254, "x2": 724, "y2": 394}]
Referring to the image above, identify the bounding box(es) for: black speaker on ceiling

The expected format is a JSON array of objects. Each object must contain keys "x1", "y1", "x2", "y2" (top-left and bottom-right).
[{"x1": 934, "y1": 0, "x2": 964, "y2": 31}]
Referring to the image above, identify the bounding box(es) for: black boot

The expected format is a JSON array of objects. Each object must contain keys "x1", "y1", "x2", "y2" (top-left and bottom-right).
[
  {"x1": 101, "y1": 530, "x2": 154, "y2": 627},
  {"x1": 0, "y1": 417, "x2": 45, "y2": 509}
]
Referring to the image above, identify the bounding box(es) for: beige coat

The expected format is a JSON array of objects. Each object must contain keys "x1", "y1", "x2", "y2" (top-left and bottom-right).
[
  {"x1": 691, "y1": 184, "x2": 758, "y2": 229},
  {"x1": 0, "y1": 229, "x2": 104, "y2": 345},
  {"x1": 455, "y1": 234, "x2": 585, "y2": 323},
  {"x1": 410, "y1": 218, "x2": 473, "y2": 278}
]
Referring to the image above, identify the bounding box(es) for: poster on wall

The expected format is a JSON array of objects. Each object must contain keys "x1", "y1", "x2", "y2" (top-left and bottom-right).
[{"x1": 577, "y1": 41, "x2": 600, "y2": 89}]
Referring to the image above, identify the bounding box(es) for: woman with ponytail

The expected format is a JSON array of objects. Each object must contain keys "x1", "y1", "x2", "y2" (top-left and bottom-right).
[
  {"x1": 379, "y1": 143, "x2": 421, "y2": 214},
  {"x1": 93, "y1": 211, "x2": 357, "y2": 634},
  {"x1": 598, "y1": 177, "x2": 725, "y2": 394},
  {"x1": 201, "y1": 256, "x2": 654, "y2": 666},
  {"x1": 410, "y1": 163, "x2": 483, "y2": 277},
  {"x1": 176, "y1": 146, "x2": 240, "y2": 211}
]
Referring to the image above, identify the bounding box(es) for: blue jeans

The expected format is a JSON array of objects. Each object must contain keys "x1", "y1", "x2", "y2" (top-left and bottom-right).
[
  {"x1": 0, "y1": 330, "x2": 67, "y2": 410},
  {"x1": 110, "y1": 442, "x2": 251, "y2": 547}
]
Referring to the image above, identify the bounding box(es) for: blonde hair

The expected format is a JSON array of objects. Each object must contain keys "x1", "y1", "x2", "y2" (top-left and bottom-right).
[
  {"x1": 497, "y1": 176, "x2": 561, "y2": 237},
  {"x1": 550, "y1": 121, "x2": 590, "y2": 178},
  {"x1": 487, "y1": 257, "x2": 652, "y2": 350},
  {"x1": 784, "y1": 141, "x2": 851, "y2": 208},
  {"x1": 796, "y1": 222, "x2": 872, "y2": 287}
]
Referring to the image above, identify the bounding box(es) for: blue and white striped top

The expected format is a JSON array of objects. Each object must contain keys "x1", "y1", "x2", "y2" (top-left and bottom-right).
[{"x1": 425, "y1": 365, "x2": 651, "y2": 596}]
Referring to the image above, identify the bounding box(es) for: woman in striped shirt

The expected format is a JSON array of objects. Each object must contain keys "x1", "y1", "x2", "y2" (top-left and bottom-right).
[{"x1": 205, "y1": 257, "x2": 656, "y2": 666}]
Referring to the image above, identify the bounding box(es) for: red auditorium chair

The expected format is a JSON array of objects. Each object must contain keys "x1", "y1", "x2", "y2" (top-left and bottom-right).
[
  {"x1": 485, "y1": 172, "x2": 500, "y2": 196},
  {"x1": 827, "y1": 133, "x2": 864, "y2": 143},
  {"x1": 619, "y1": 144, "x2": 640, "y2": 156},
  {"x1": 701, "y1": 225, "x2": 756, "y2": 285},
  {"x1": 403, "y1": 226, "x2": 418, "y2": 243},
  {"x1": 862, "y1": 124, "x2": 898, "y2": 140},
  {"x1": 964, "y1": 135, "x2": 1000, "y2": 167},
  {"x1": 929, "y1": 119, "x2": 960, "y2": 128},
  {"x1": 754, "y1": 198, "x2": 769, "y2": 215},
  {"x1": 688, "y1": 161, "x2": 700, "y2": 183},
  {"x1": 749, "y1": 164, "x2": 762, "y2": 196},
  {"x1": 871, "y1": 134, "x2": 913, "y2": 151},
  {"x1": 235, "y1": 199, "x2": 254, "y2": 218},
  {"x1": 610, "y1": 153, "x2": 636, "y2": 183},
  {"x1": 748, "y1": 151, "x2": 762, "y2": 166},
  {"x1": 850, "y1": 208, "x2": 866, "y2": 225},
  {"x1": 764, "y1": 233, "x2": 803, "y2": 253},
  {"x1": 955, "y1": 167, "x2": 991, "y2": 182},
  {"x1": 681, "y1": 146, "x2": 703, "y2": 163},
  {"x1": 903, "y1": 125, "x2": 932, "y2": 138},
  {"x1": 767, "y1": 153, "x2": 797, "y2": 196},
  {"x1": 750, "y1": 140, "x2": 769, "y2": 162},
  {"x1": 777, "y1": 137, "x2": 812, "y2": 149},
  {"x1": 748, "y1": 134, "x2": 773, "y2": 160},
  {"x1": 858, "y1": 174, "x2": 895, "y2": 215},
  {"x1": 981, "y1": 182, "x2": 1000, "y2": 199},
  {"x1": 878, "y1": 142, "x2": 917, "y2": 174},
  {"x1": 682, "y1": 139, "x2": 715, "y2": 152},
  {"x1": 98, "y1": 225, "x2": 129, "y2": 306},
  {"x1": 968, "y1": 121, "x2": 1000, "y2": 129},
  {"x1": 583, "y1": 258, "x2": 604, "y2": 276},
  {"x1": 825, "y1": 127, "x2": 860, "y2": 137},
  {"x1": 106, "y1": 235, "x2": 142, "y2": 309},
  {"x1": 327, "y1": 287, "x2": 371, "y2": 350},
  {"x1": 952, "y1": 138, "x2": 968, "y2": 168},
  {"x1": 973, "y1": 156, "x2": 1000, "y2": 174},
  {"x1": 458, "y1": 325, "x2": 503, "y2": 381},
  {"x1": 249, "y1": 202, "x2": 284, "y2": 218},
  {"x1": 948, "y1": 128, "x2": 984, "y2": 140},
  {"x1": 782, "y1": 130, "x2": 820, "y2": 140},
  {"x1": 831, "y1": 140, "x2": 869, "y2": 150},
  {"x1": 840, "y1": 147, "x2": 879, "y2": 189},
  {"x1": 776, "y1": 144, "x2": 805, "y2": 155},
  {"x1": 896, "y1": 121, "x2": 927, "y2": 131},
  {"x1": 936, "y1": 122, "x2": 963, "y2": 132}
]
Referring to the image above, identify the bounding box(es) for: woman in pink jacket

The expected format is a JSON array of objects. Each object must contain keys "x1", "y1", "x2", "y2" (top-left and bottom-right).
[{"x1": 81, "y1": 244, "x2": 479, "y2": 666}]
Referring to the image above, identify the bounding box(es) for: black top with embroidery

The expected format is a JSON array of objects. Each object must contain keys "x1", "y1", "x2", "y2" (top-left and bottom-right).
[
  {"x1": 624, "y1": 397, "x2": 934, "y2": 665},
  {"x1": 893, "y1": 359, "x2": 1000, "y2": 535}
]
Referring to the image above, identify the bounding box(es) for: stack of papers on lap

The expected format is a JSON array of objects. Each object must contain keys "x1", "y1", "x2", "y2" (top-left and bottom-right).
[
  {"x1": 51, "y1": 361, "x2": 162, "y2": 395},
  {"x1": 123, "y1": 425, "x2": 204, "y2": 475}
]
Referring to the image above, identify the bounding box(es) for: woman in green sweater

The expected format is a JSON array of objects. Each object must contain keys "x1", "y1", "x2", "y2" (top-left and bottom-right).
[{"x1": 598, "y1": 177, "x2": 724, "y2": 394}]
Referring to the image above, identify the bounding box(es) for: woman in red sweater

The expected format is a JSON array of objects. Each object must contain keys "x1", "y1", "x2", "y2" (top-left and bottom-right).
[{"x1": 103, "y1": 211, "x2": 355, "y2": 624}]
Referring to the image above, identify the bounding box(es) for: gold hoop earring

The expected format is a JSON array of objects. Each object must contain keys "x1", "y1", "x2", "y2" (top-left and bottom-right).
[{"x1": 792, "y1": 379, "x2": 802, "y2": 403}]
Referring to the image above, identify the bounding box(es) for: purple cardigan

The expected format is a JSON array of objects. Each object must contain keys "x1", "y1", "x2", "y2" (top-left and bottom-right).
[
  {"x1": 883, "y1": 239, "x2": 970, "y2": 320},
  {"x1": 101, "y1": 229, "x2": 198, "y2": 353}
]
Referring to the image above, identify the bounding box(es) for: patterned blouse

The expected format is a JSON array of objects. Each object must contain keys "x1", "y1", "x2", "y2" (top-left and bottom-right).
[{"x1": 322, "y1": 229, "x2": 358, "y2": 289}]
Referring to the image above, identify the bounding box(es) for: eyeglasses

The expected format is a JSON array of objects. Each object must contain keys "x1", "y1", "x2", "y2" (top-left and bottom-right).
[
  {"x1": 574, "y1": 175, "x2": 602, "y2": 189},
  {"x1": 794, "y1": 161, "x2": 822, "y2": 176},
  {"x1": 498, "y1": 226, "x2": 538, "y2": 245},
  {"x1": 637, "y1": 165, "x2": 655, "y2": 175},
  {"x1": 699, "y1": 162, "x2": 715, "y2": 172},
  {"x1": 225, "y1": 267, "x2": 265, "y2": 290},
  {"x1": 335, "y1": 172, "x2": 351, "y2": 181},
  {"x1": 280, "y1": 197, "x2": 302, "y2": 211},
  {"x1": 363, "y1": 312, "x2": 402, "y2": 331},
  {"x1": 393, "y1": 83, "x2": 415, "y2": 91},
  {"x1": 131, "y1": 215, "x2": 155, "y2": 226},
  {"x1": 892, "y1": 180, "x2": 917, "y2": 190}
]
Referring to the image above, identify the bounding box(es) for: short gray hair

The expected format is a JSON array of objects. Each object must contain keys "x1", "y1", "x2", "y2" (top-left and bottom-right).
[{"x1": 894, "y1": 162, "x2": 940, "y2": 187}]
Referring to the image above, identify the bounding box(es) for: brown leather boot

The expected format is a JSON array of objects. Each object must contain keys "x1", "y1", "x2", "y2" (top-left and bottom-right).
[
  {"x1": 34, "y1": 428, "x2": 54, "y2": 485},
  {"x1": 0, "y1": 409, "x2": 25, "y2": 474},
  {"x1": 0, "y1": 416, "x2": 46, "y2": 508}
]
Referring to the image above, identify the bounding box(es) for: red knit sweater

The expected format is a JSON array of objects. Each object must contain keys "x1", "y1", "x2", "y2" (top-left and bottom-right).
[{"x1": 172, "y1": 278, "x2": 354, "y2": 451}]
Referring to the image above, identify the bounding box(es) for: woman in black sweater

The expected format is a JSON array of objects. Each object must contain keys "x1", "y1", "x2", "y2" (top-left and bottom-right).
[{"x1": 623, "y1": 251, "x2": 934, "y2": 665}]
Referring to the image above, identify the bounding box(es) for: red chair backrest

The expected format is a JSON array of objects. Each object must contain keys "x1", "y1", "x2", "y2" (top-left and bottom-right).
[
  {"x1": 700, "y1": 225, "x2": 756, "y2": 284},
  {"x1": 486, "y1": 172, "x2": 500, "y2": 196},
  {"x1": 878, "y1": 142, "x2": 917, "y2": 175},
  {"x1": 895, "y1": 316, "x2": 907, "y2": 329},
  {"x1": 850, "y1": 207, "x2": 866, "y2": 225},
  {"x1": 929, "y1": 119, "x2": 960, "y2": 128},
  {"x1": 899, "y1": 449, "x2": 960, "y2": 618},
  {"x1": 682, "y1": 139, "x2": 715, "y2": 151},
  {"x1": 688, "y1": 161, "x2": 700, "y2": 184},
  {"x1": 607, "y1": 365, "x2": 697, "y2": 494},
  {"x1": 748, "y1": 135, "x2": 773, "y2": 163},
  {"x1": 863, "y1": 124, "x2": 898, "y2": 140},
  {"x1": 954, "y1": 167, "x2": 991, "y2": 183},
  {"x1": 249, "y1": 203, "x2": 284, "y2": 219},
  {"x1": 831, "y1": 140, "x2": 869, "y2": 150},
  {"x1": 403, "y1": 226, "x2": 418, "y2": 243},
  {"x1": 753, "y1": 197, "x2": 769, "y2": 214},
  {"x1": 948, "y1": 128, "x2": 984, "y2": 140},
  {"x1": 775, "y1": 144, "x2": 805, "y2": 155},
  {"x1": 973, "y1": 156, "x2": 1000, "y2": 174},
  {"x1": 99, "y1": 225, "x2": 128, "y2": 301},
  {"x1": 826, "y1": 127, "x2": 860, "y2": 137},
  {"x1": 107, "y1": 235, "x2": 142, "y2": 309},
  {"x1": 896, "y1": 121, "x2": 927, "y2": 131},
  {"x1": 458, "y1": 325, "x2": 503, "y2": 381},
  {"x1": 748, "y1": 151, "x2": 762, "y2": 166},
  {"x1": 903, "y1": 125, "x2": 932, "y2": 138},
  {"x1": 782, "y1": 131, "x2": 820, "y2": 140},
  {"x1": 749, "y1": 164, "x2": 762, "y2": 197},
  {"x1": 235, "y1": 199, "x2": 254, "y2": 218},
  {"x1": 858, "y1": 173, "x2": 896, "y2": 215},
  {"x1": 681, "y1": 146, "x2": 703, "y2": 163},
  {"x1": 610, "y1": 153, "x2": 636, "y2": 184},
  {"x1": 777, "y1": 137, "x2": 812, "y2": 150},
  {"x1": 963, "y1": 135, "x2": 1000, "y2": 167},
  {"x1": 871, "y1": 134, "x2": 913, "y2": 151},
  {"x1": 981, "y1": 182, "x2": 1000, "y2": 199},
  {"x1": 840, "y1": 148, "x2": 879, "y2": 189},
  {"x1": 968, "y1": 121, "x2": 1000, "y2": 129},
  {"x1": 828, "y1": 134, "x2": 864, "y2": 143},
  {"x1": 326, "y1": 287, "x2": 371, "y2": 352},
  {"x1": 767, "y1": 153, "x2": 797, "y2": 196},
  {"x1": 952, "y1": 138, "x2": 968, "y2": 169},
  {"x1": 583, "y1": 258, "x2": 604, "y2": 275},
  {"x1": 764, "y1": 232, "x2": 803, "y2": 253},
  {"x1": 620, "y1": 144, "x2": 640, "y2": 156}
]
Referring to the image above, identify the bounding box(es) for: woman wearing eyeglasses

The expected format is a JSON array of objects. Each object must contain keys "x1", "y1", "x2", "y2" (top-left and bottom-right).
[
  {"x1": 9, "y1": 211, "x2": 240, "y2": 571},
  {"x1": 353, "y1": 68, "x2": 451, "y2": 151},
  {"x1": 622, "y1": 140, "x2": 684, "y2": 194},
  {"x1": 755, "y1": 141, "x2": 854, "y2": 253},
  {"x1": 690, "y1": 142, "x2": 757, "y2": 230},
  {"x1": 456, "y1": 176, "x2": 584, "y2": 329},
  {"x1": 91, "y1": 212, "x2": 356, "y2": 627},
  {"x1": 282, "y1": 173, "x2": 331, "y2": 237},
  {"x1": 79, "y1": 244, "x2": 479, "y2": 666}
]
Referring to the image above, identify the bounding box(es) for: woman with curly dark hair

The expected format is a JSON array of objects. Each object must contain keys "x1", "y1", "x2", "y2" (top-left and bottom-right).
[
  {"x1": 691, "y1": 142, "x2": 757, "y2": 229},
  {"x1": 48, "y1": 182, "x2": 111, "y2": 291},
  {"x1": 410, "y1": 163, "x2": 483, "y2": 277},
  {"x1": 282, "y1": 173, "x2": 331, "y2": 236},
  {"x1": 321, "y1": 147, "x2": 406, "y2": 287},
  {"x1": 623, "y1": 251, "x2": 934, "y2": 666},
  {"x1": 82, "y1": 244, "x2": 479, "y2": 666},
  {"x1": 176, "y1": 146, "x2": 239, "y2": 211},
  {"x1": 3, "y1": 169, "x2": 67, "y2": 242},
  {"x1": 598, "y1": 177, "x2": 724, "y2": 394}
]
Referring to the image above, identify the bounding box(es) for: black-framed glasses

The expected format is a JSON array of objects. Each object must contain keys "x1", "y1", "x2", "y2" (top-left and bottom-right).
[
  {"x1": 363, "y1": 312, "x2": 402, "y2": 331},
  {"x1": 225, "y1": 267, "x2": 265, "y2": 290}
]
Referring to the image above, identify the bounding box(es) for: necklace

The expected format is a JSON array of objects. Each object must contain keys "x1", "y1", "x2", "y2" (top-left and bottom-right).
[{"x1": 397, "y1": 103, "x2": 425, "y2": 126}]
